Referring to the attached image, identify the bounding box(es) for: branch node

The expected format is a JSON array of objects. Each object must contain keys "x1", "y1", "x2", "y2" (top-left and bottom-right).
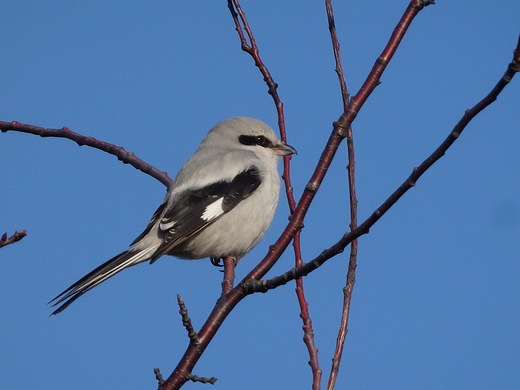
[
  {"x1": 376, "y1": 56, "x2": 387, "y2": 66},
  {"x1": 305, "y1": 181, "x2": 319, "y2": 193},
  {"x1": 333, "y1": 121, "x2": 349, "y2": 138}
]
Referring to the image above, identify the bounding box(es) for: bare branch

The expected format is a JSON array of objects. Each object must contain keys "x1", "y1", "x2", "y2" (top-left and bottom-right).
[
  {"x1": 0, "y1": 121, "x2": 173, "y2": 187},
  {"x1": 0, "y1": 230, "x2": 27, "y2": 249},
  {"x1": 295, "y1": 267, "x2": 323, "y2": 390},
  {"x1": 255, "y1": 33, "x2": 520, "y2": 293},
  {"x1": 325, "y1": 0, "x2": 350, "y2": 111},
  {"x1": 227, "y1": 0, "x2": 297, "y2": 213},
  {"x1": 244, "y1": 0, "x2": 430, "y2": 284},
  {"x1": 323, "y1": 0, "x2": 359, "y2": 386}
]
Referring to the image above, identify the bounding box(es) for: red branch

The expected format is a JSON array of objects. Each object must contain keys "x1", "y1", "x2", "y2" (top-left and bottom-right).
[
  {"x1": 294, "y1": 230, "x2": 322, "y2": 389},
  {"x1": 0, "y1": 121, "x2": 173, "y2": 187},
  {"x1": 221, "y1": 257, "x2": 236, "y2": 295},
  {"x1": 246, "y1": 0, "x2": 431, "y2": 283},
  {"x1": 326, "y1": 0, "x2": 350, "y2": 111},
  {"x1": 159, "y1": 1, "x2": 433, "y2": 389},
  {"x1": 0, "y1": 230, "x2": 27, "y2": 249},
  {"x1": 254, "y1": 33, "x2": 520, "y2": 292},
  {"x1": 227, "y1": 1, "x2": 287, "y2": 141}
]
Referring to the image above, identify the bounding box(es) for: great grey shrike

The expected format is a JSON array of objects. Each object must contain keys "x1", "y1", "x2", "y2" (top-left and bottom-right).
[{"x1": 50, "y1": 117, "x2": 296, "y2": 315}]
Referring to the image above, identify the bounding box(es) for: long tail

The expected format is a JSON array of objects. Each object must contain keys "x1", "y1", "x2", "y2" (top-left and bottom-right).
[{"x1": 49, "y1": 246, "x2": 157, "y2": 315}]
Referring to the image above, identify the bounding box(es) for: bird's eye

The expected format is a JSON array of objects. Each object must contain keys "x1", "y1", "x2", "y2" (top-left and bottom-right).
[
  {"x1": 238, "y1": 134, "x2": 271, "y2": 148},
  {"x1": 255, "y1": 135, "x2": 268, "y2": 146}
]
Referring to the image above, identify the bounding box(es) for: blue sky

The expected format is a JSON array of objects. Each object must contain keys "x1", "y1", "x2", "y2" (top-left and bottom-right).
[{"x1": 1, "y1": 2, "x2": 519, "y2": 389}]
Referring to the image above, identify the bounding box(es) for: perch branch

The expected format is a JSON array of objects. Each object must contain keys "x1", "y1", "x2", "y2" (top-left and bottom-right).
[{"x1": 221, "y1": 257, "x2": 236, "y2": 295}]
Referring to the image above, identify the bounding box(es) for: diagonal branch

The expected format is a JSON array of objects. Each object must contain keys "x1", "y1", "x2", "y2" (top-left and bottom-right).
[
  {"x1": 0, "y1": 121, "x2": 173, "y2": 187},
  {"x1": 254, "y1": 33, "x2": 520, "y2": 293}
]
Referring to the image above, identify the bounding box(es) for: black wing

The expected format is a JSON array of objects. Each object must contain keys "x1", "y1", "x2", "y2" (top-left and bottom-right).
[{"x1": 149, "y1": 166, "x2": 262, "y2": 262}]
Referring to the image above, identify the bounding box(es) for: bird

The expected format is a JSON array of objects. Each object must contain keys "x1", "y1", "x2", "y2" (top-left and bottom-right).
[{"x1": 49, "y1": 117, "x2": 296, "y2": 315}]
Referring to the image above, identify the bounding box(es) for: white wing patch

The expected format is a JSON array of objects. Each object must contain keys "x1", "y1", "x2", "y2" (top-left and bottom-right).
[{"x1": 202, "y1": 197, "x2": 225, "y2": 221}]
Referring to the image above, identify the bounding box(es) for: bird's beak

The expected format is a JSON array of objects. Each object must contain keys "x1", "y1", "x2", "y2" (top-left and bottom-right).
[{"x1": 274, "y1": 142, "x2": 297, "y2": 156}]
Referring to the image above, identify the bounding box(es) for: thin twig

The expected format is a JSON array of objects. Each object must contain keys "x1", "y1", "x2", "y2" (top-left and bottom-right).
[
  {"x1": 188, "y1": 375, "x2": 217, "y2": 384},
  {"x1": 177, "y1": 294, "x2": 199, "y2": 345},
  {"x1": 0, "y1": 121, "x2": 173, "y2": 187},
  {"x1": 0, "y1": 230, "x2": 27, "y2": 249},
  {"x1": 295, "y1": 271, "x2": 322, "y2": 390},
  {"x1": 154, "y1": 368, "x2": 165, "y2": 386},
  {"x1": 324, "y1": 0, "x2": 358, "y2": 387},
  {"x1": 325, "y1": 0, "x2": 350, "y2": 111},
  {"x1": 294, "y1": 230, "x2": 322, "y2": 390},
  {"x1": 227, "y1": 0, "x2": 288, "y2": 144}
]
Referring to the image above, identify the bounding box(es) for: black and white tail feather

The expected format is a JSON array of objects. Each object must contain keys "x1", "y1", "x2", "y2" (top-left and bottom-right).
[{"x1": 49, "y1": 117, "x2": 296, "y2": 315}]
